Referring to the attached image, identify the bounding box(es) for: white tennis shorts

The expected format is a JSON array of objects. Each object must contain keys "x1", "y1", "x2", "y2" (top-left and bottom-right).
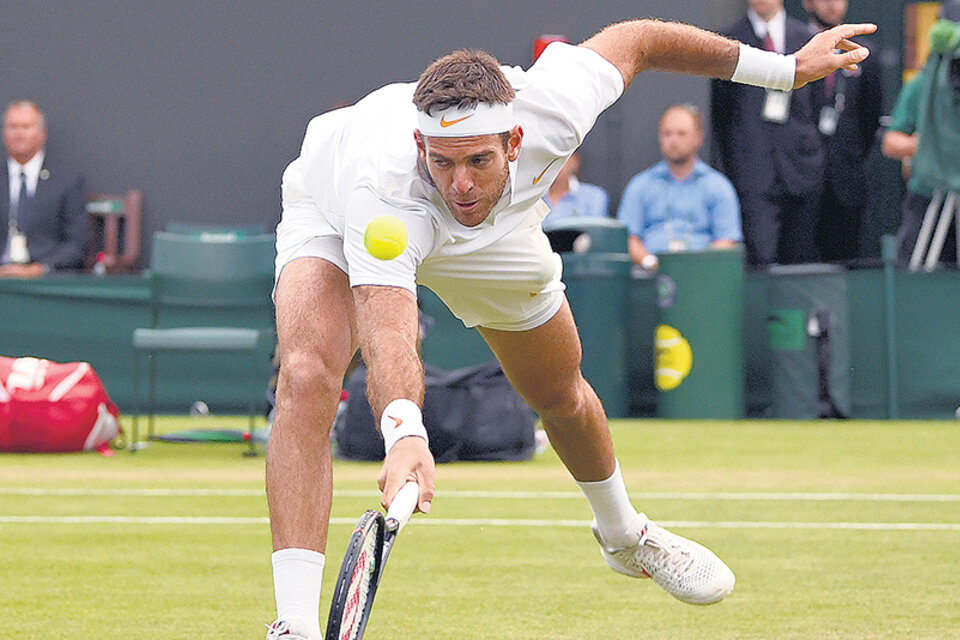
[{"x1": 275, "y1": 201, "x2": 565, "y2": 332}]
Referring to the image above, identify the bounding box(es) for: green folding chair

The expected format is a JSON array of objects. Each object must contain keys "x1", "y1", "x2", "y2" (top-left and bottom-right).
[{"x1": 131, "y1": 231, "x2": 276, "y2": 453}]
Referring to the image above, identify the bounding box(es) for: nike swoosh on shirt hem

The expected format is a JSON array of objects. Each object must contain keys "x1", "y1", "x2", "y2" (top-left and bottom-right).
[{"x1": 533, "y1": 158, "x2": 562, "y2": 185}]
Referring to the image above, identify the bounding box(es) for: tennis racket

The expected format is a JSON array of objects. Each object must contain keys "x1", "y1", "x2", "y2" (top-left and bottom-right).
[{"x1": 325, "y1": 481, "x2": 419, "y2": 640}]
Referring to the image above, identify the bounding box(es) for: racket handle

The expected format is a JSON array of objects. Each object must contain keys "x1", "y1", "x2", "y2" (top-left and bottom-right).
[{"x1": 384, "y1": 481, "x2": 419, "y2": 532}]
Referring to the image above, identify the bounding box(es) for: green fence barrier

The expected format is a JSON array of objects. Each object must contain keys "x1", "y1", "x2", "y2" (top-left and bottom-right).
[
  {"x1": 766, "y1": 264, "x2": 851, "y2": 419},
  {"x1": 562, "y1": 252, "x2": 633, "y2": 418},
  {"x1": 655, "y1": 248, "x2": 744, "y2": 419}
]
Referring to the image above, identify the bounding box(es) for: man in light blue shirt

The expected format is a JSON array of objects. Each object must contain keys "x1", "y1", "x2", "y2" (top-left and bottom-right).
[
  {"x1": 542, "y1": 151, "x2": 609, "y2": 222},
  {"x1": 617, "y1": 104, "x2": 742, "y2": 270}
]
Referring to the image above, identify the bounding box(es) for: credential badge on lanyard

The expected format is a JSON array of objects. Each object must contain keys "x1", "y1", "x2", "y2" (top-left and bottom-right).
[{"x1": 762, "y1": 89, "x2": 792, "y2": 124}]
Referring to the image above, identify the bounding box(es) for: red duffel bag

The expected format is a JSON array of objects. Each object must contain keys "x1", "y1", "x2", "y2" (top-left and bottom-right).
[{"x1": 0, "y1": 356, "x2": 121, "y2": 453}]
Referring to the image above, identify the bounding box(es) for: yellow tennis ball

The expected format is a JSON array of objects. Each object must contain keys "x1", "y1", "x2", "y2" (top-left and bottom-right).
[
  {"x1": 654, "y1": 324, "x2": 693, "y2": 391},
  {"x1": 363, "y1": 215, "x2": 408, "y2": 261}
]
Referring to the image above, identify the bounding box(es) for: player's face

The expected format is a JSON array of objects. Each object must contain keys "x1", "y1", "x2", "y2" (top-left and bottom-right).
[
  {"x1": 3, "y1": 105, "x2": 47, "y2": 165},
  {"x1": 416, "y1": 126, "x2": 522, "y2": 227},
  {"x1": 658, "y1": 109, "x2": 703, "y2": 165},
  {"x1": 749, "y1": 0, "x2": 783, "y2": 21}
]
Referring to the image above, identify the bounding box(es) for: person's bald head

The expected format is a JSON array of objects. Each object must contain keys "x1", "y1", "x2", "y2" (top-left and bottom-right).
[{"x1": 658, "y1": 104, "x2": 703, "y2": 165}]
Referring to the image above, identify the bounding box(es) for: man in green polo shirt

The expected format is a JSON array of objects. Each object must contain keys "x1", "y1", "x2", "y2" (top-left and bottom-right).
[{"x1": 882, "y1": 2, "x2": 960, "y2": 266}]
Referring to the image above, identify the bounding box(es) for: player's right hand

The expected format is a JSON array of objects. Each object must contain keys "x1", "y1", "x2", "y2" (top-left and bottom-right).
[
  {"x1": 793, "y1": 23, "x2": 877, "y2": 89},
  {"x1": 378, "y1": 435, "x2": 435, "y2": 514}
]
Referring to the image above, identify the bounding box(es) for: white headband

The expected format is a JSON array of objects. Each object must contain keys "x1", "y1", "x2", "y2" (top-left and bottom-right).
[{"x1": 417, "y1": 102, "x2": 514, "y2": 137}]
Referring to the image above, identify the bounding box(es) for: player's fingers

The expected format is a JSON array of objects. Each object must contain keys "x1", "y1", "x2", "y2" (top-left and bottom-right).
[
  {"x1": 416, "y1": 470, "x2": 435, "y2": 514},
  {"x1": 832, "y1": 23, "x2": 878, "y2": 40},
  {"x1": 381, "y1": 470, "x2": 414, "y2": 509},
  {"x1": 835, "y1": 38, "x2": 860, "y2": 52},
  {"x1": 378, "y1": 469, "x2": 402, "y2": 510},
  {"x1": 376, "y1": 467, "x2": 388, "y2": 493},
  {"x1": 836, "y1": 47, "x2": 870, "y2": 68}
]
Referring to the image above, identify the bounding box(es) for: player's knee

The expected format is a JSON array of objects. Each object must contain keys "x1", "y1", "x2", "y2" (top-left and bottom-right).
[
  {"x1": 276, "y1": 349, "x2": 346, "y2": 402},
  {"x1": 529, "y1": 375, "x2": 590, "y2": 422}
]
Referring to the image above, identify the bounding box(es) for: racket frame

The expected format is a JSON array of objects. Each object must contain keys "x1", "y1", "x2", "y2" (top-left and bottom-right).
[
  {"x1": 325, "y1": 510, "x2": 386, "y2": 640},
  {"x1": 325, "y1": 482, "x2": 420, "y2": 640}
]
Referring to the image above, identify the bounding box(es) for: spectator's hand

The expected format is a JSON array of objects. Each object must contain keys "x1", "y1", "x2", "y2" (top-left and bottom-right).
[
  {"x1": 0, "y1": 262, "x2": 46, "y2": 279},
  {"x1": 377, "y1": 435, "x2": 435, "y2": 514},
  {"x1": 640, "y1": 253, "x2": 659, "y2": 271},
  {"x1": 793, "y1": 23, "x2": 877, "y2": 89}
]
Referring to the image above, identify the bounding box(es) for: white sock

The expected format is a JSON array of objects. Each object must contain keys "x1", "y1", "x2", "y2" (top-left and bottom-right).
[
  {"x1": 272, "y1": 548, "x2": 325, "y2": 639},
  {"x1": 576, "y1": 460, "x2": 640, "y2": 549}
]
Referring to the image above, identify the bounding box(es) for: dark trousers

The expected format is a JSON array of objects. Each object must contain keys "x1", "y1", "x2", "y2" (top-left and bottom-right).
[
  {"x1": 816, "y1": 180, "x2": 864, "y2": 262},
  {"x1": 895, "y1": 191, "x2": 958, "y2": 267},
  {"x1": 739, "y1": 186, "x2": 822, "y2": 267}
]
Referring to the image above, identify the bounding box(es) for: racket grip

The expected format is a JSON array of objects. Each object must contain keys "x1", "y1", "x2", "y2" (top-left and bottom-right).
[{"x1": 384, "y1": 481, "x2": 419, "y2": 532}]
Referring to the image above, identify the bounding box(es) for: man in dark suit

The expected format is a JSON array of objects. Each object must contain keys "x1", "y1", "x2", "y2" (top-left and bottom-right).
[
  {"x1": 711, "y1": 0, "x2": 825, "y2": 266},
  {"x1": 805, "y1": 0, "x2": 883, "y2": 262},
  {"x1": 1, "y1": 100, "x2": 87, "y2": 278}
]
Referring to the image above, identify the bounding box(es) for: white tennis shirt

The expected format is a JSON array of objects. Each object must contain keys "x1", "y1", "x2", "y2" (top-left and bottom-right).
[{"x1": 279, "y1": 42, "x2": 624, "y2": 293}]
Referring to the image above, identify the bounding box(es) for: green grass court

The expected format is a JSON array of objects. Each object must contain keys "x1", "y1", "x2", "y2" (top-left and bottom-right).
[{"x1": 2, "y1": 418, "x2": 959, "y2": 639}]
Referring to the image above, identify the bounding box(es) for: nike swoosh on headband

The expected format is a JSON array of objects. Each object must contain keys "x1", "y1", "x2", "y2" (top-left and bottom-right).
[{"x1": 440, "y1": 114, "x2": 474, "y2": 128}]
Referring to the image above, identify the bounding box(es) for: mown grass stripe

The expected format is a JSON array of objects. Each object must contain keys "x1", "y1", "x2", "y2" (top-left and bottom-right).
[
  {"x1": 1, "y1": 487, "x2": 959, "y2": 502},
  {"x1": 1, "y1": 515, "x2": 959, "y2": 530}
]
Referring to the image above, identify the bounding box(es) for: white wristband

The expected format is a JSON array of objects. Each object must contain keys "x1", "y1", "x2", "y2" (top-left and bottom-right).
[
  {"x1": 380, "y1": 399, "x2": 429, "y2": 455},
  {"x1": 730, "y1": 42, "x2": 796, "y2": 92}
]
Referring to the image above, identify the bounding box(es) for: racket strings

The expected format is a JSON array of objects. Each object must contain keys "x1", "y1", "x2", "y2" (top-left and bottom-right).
[{"x1": 339, "y1": 530, "x2": 380, "y2": 640}]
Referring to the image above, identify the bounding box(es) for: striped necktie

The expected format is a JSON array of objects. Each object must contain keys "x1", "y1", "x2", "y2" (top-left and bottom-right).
[{"x1": 11, "y1": 170, "x2": 28, "y2": 224}]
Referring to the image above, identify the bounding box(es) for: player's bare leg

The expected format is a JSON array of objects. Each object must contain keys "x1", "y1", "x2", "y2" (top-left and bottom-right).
[
  {"x1": 477, "y1": 297, "x2": 614, "y2": 482},
  {"x1": 269, "y1": 257, "x2": 357, "y2": 550},
  {"x1": 267, "y1": 257, "x2": 358, "y2": 639},
  {"x1": 478, "y1": 297, "x2": 735, "y2": 605}
]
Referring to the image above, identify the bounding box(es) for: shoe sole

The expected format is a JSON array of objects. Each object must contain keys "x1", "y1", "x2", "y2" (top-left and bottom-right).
[{"x1": 600, "y1": 546, "x2": 735, "y2": 605}]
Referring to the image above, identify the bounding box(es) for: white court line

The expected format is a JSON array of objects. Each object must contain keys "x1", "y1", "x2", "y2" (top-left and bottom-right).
[
  {"x1": 0, "y1": 515, "x2": 959, "y2": 530},
  {"x1": 2, "y1": 488, "x2": 960, "y2": 502}
]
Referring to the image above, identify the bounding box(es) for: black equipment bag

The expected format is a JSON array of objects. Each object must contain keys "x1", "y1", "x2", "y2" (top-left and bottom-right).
[{"x1": 336, "y1": 360, "x2": 537, "y2": 463}]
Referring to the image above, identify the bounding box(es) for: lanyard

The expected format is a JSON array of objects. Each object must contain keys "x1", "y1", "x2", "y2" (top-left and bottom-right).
[{"x1": 831, "y1": 71, "x2": 848, "y2": 113}]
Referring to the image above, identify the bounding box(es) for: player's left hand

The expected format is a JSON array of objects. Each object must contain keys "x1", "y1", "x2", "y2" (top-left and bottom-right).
[
  {"x1": 793, "y1": 23, "x2": 877, "y2": 89},
  {"x1": 378, "y1": 435, "x2": 435, "y2": 514}
]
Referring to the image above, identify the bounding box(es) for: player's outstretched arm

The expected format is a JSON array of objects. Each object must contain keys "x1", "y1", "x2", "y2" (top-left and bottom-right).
[
  {"x1": 581, "y1": 19, "x2": 739, "y2": 89},
  {"x1": 353, "y1": 284, "x2": 436, "y2": 513},
  {"x1": 580, "y1": 19, "x2": 875, "y2": 90}
]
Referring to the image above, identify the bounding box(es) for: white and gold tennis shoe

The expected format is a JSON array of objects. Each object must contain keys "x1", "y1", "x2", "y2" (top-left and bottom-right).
[{"x1": 591, "y1": 514, "x2": 735, "y2": 605}]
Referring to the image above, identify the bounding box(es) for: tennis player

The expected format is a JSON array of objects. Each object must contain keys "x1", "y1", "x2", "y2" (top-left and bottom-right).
[{"x1": 266, "y1": 17, "x2": 875, "y2": 639}]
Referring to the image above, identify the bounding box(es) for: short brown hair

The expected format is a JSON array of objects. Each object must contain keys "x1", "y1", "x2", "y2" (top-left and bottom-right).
[{"x1": 413, "y1": 50, "x2": 515, "y2": 115}]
